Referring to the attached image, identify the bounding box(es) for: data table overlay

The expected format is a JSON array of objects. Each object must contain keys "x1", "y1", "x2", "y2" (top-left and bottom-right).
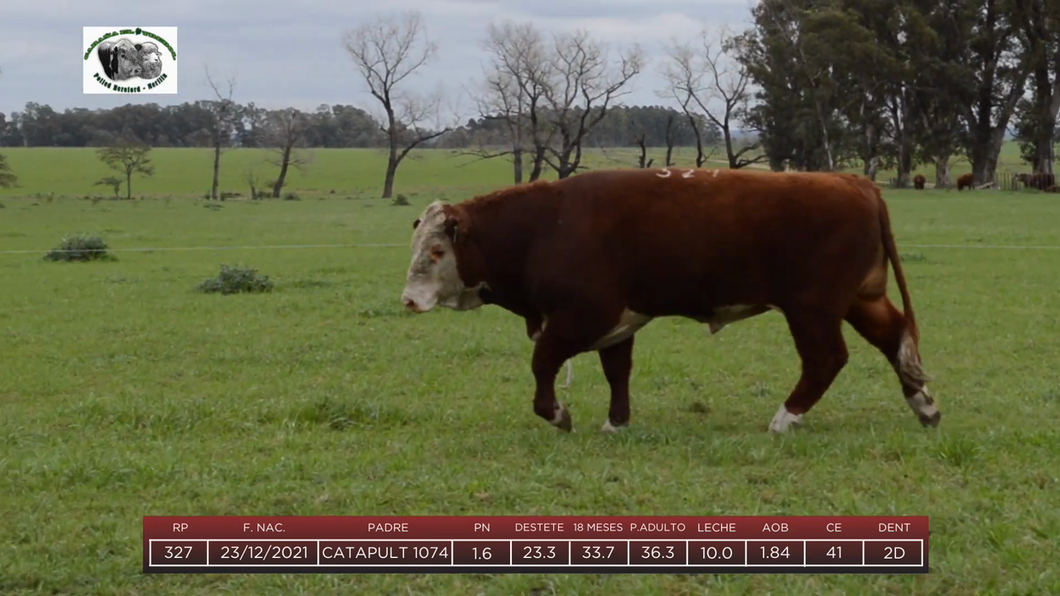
[{"x1": 143, "y1": 516, "x2": 928, "y2": 574}]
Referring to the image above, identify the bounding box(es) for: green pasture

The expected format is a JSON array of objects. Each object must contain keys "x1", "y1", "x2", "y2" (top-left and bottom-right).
[
  {"x1": 1, "y1": 149, "x2": 1059, "y2": 595},
  {"x1": 0, "y1": 142, "x2": 1030, "y2": 199}
]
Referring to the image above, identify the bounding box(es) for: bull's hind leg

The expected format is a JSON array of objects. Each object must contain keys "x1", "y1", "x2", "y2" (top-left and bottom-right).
[
  {"x1": 598, "y1": 336, "x2": 634, "y2": 432},
  {"x1": 769, "y1": 312, "x2": 849, "y2": 433},
  {"x1": 845, "y1": 297, "x2": 940, "y2": 427}
]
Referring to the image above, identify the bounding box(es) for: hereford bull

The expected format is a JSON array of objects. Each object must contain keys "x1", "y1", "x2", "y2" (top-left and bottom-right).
[
  {"x1": 956, "y1": 173, "x2": 974, "y2": 191},
  {"x1": 401, "y1": 168, "x2": 939, "y2": 434},
  {"x1": 913, "y1": 175, "x2": 926, "y2": 190}
]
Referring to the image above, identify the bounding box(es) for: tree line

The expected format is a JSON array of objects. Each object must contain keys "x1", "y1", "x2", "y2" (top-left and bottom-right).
[
  {"x1": 0, "y1": 101, "x2": 716, "y2": 155},
  {"x1": 735, "y1": 0, "x2": 1060, "y2": 187},
  {"x1": 3, "y1": 1, "x2": 1059, "y2": 196}
]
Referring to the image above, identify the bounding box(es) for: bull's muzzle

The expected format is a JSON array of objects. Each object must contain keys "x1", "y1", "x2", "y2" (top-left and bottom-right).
[{"x1": 401, "y1": 293, "x2": 426, "y2": 313}]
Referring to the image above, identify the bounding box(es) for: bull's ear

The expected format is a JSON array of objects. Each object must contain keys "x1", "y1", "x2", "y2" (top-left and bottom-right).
[
  {"x1": 443, "y1": 215, "x2": 462, "y2": 244},
  {"x1": 412, "y1": 218, "x2": 421, "y2": 230}
]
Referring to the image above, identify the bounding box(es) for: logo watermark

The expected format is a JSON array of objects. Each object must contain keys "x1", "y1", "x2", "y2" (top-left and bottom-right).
[{"x1": 83, "y1": 27, "x2": 178, "y2": 94}]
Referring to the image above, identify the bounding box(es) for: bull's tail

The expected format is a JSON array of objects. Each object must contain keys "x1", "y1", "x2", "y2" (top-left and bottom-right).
[
  {"x1": 877, "y1": 195, "x2": 932, "y2": 387},
  {"x1": 878, "y1": 198, "x2": 916, "y2": 340}
]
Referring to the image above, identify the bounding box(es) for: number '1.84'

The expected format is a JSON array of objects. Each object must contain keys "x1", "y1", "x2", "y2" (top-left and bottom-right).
[{"x1": 760, "y1": 546, "x2": 790, "y2": 559}]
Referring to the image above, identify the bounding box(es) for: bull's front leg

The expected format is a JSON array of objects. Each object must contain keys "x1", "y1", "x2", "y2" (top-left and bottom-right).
[
  {"x1": 530, "y1": 309, "x2": 615, "y2": 432},
  {"x1": 526, "y1": 315, "x2": 574, "y2": 389},
  {"x1": 530, "y1": 331, "x2": 577, "y2": 432}
]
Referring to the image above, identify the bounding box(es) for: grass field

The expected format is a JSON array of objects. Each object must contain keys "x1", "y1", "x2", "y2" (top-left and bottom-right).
[
  {"x1": 2, "y1": 149, "x2": 1060, "y2": 595},
  {"x1": 0, "y1": 142, "x2": 1031, "y2": 200}
]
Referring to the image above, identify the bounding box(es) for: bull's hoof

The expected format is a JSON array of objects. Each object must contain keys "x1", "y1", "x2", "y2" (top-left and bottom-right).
[
  {"x1": 919, "y1": 410, "x2": 942, "y2": 428},
  {"x1": 768, "y1": 405, "x2": 803, "y2": 434},
  {"x1": 600, "y1": 420, "x2": 625, "y2": 433},
  {"x1": 552, "y1": 406, "x2": 572, "y2": 432}
]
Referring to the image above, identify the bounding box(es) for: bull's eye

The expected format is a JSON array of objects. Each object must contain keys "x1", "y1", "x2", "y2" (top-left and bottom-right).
[{"x1": 429, "y1": 247, "x2": 446, "y2": 260}]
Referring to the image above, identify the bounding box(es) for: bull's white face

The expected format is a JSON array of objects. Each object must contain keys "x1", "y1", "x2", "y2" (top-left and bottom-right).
[{"x1": 401, "y1": 202, "x2": 485, "y2": 313}]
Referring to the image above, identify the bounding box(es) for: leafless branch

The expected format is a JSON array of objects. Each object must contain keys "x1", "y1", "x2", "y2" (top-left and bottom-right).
[
  {"x1": 342, "y1": 12, "x2": 452, "y2": 197},
  {"x1": 539, "y1": 29, "x2": 643, "y2": 177},
  {"x1": 663, "y1": 27, "x2": 764, "y2": 169}
]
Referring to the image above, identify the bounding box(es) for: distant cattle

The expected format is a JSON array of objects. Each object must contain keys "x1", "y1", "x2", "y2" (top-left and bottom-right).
[
  {"x1": 956, "y1": 173, "x2": 975, "y2": 191},
  {"x1": 913, "y1": 175, "x2": 926, "y2": 190},
  {"x1": 1016, "y1": 172, "x2": 1056, "y2": 191},
  {"x1": 1045, "y1": 185, "x2": 1060, "y2": 193},
  {"x1": 402, "y1": 168, "x2": 939, "y2": 435}
]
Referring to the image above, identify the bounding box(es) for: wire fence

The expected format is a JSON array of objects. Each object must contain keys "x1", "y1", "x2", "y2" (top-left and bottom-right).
[
  {"x1": 3, "y1": 241, "x2": 1060, "y2": 257},
  {"x1": 0, "y1": 243, "x2": 405, "y2": 255}
]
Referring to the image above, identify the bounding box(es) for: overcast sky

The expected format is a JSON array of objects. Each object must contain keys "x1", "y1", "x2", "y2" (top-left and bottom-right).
[{"x1": 0, "y1": 0, "x2": 755, "y2": 120}]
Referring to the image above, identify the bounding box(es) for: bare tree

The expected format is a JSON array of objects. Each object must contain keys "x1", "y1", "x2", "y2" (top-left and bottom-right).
[
  {"x1": 662, "y1": 45, "x2": 712, "y2": 167},
  {"x1": 245, "y1": 167, "x2": 261, "y2": 200},
  {"x1": 473, "y1": 23, "x2": 642, "y2": 182},
  {"x1": 203, "y1": 65, "x2": 237, "y2": 200},
  {"x1": 465, "y1": 65, "x2": 526, "y2": 181},
  {"x1": 263, "y1": 109, "x2": 311, "y2": 197},
  {"x1": 343, "y1": 12, "x2": 451, "y2": 198},
  {"x1": 665, "y1": 28, "x2": 764, "y2": 170},
  {"x1": 663, "y1": 112, "x2": 677, "y2": 168},
  {"x1": 539, "y1": 30, "x2": 644, "y2": 178},
  {"x1": 469, "y1": 21, "x2": 555, "y2": 183},
  {"x1": 633, "y1": 130, "x2": 653, "y2": 168}
]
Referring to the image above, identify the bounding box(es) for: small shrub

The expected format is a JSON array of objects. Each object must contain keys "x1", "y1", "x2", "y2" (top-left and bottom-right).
[
  {"x1": 392, "y1": 193, "x2": 410, "y2": 206},
  {"x1": 44, "y1": 234, "x2": 116, "y2": 262},
  {"x1": 283, "y1": 192, "x2": 301, "y2": 201},
  {"x1": 197, "y1": 264, "x2": 274, "y2": 295},
  {"x1": 220, "y1": 191, "x2": 241, "y2": 200}
]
